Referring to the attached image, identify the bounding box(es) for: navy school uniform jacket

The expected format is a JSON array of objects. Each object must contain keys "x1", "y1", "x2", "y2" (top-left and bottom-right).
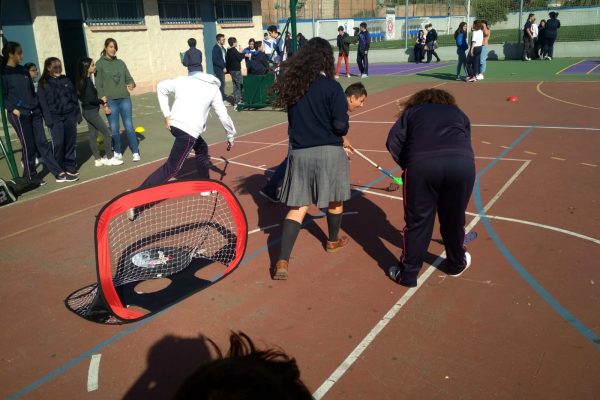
[
  {"x1": 212, "y1": 44, "x2": 226, "y2": 70},
  {"x1": 287, "y1": 74, "x2": 349, "y2": 149},
  {"x1": 37, "y1": 75, "x2": 82, "y2": 127},
  {"x1": 247, "y1": 52, "x2": 269, "y2": 75},
  {"x1": 544, "y1": 19, "x2": 560, "y2": 38},
  {"x1": 386, "y1": 103, "x2": 473, "y2": 170},
  {"x1": 2, "y1": 64, "x2": 39, "y2": 114},
  {"x1": 183, "y1": 47, "x2": 203, "y2": 72},
  {"x1": 426, "y1": 29, "x2": 438, "y2": 43},
  {"x1": 358, "y1": 30, "x2": 371, "y2": 53}
]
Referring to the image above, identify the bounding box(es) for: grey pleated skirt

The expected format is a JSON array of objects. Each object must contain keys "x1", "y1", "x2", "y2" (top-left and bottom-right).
[{"x1": 280, "y1": 145, "x2": 351, "y2": 208}]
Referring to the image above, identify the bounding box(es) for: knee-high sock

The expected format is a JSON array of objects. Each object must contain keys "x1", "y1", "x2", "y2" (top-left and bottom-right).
[
  {"x1": 327, "y1": 212, "x2": 342, "y2": 242},
  {"x1": 278, "y1": 219, "x2": 302, "y2": 261}
]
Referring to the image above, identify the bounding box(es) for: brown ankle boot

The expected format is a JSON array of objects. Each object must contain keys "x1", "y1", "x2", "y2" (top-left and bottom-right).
[
  {"x1": 272, "y1": 260, "x2": 288, "y2": 280},
  {"x1": 325, "y1": 236, "x2": 350, "y2": 253}
]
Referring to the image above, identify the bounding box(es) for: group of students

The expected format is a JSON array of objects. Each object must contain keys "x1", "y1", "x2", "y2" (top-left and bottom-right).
[
  {"x1": 413, "y1": 23, "x2": 442, "y2": 64},
  {"x1": 523, "y1": 11, "x2": 561, "y2": 61},
  {"x1": 335, "y1": 22, "x2": 372, "y2": 78},
  {"x1": 1, "y1": 38, "x2": 140, "y2": 186},
  {"x1": 455, "y1": 19, "x2": 490, "y2": 82}
]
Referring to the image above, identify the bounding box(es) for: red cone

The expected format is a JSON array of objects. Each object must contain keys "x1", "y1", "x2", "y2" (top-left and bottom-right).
[{"x1": 507, "y1": 95, "x2": 519, "y2": 102}]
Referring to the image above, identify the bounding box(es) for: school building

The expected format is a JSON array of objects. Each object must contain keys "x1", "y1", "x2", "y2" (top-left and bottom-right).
[{"x1": 1, "y1": 0, "x2": 264, "y2": 93}]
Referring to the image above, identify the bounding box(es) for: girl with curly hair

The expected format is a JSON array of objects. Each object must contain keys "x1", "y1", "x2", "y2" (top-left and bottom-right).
[
  {"x1": 386, "y1": 88, "x2": 475, "y2": 287},
  {"x1": 271, "y1": 37, "x2": 351, "y2": 280}
]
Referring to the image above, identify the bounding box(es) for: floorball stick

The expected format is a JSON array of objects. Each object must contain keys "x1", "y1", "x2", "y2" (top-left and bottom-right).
[{"x1": 353, "y1": 149, "x2": 403, "y2": 186}]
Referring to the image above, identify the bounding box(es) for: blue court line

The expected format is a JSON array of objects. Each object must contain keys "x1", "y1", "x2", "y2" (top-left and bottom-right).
[
  {"x1": 474, "y1": 126, "x2": 600, "y2": 350},
  {"x1": 7, "y1": 168, "x2": 394, "y2": 399}
]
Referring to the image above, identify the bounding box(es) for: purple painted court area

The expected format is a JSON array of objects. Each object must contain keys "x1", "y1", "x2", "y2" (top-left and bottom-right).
[
  {"x1": 344, "y1": 62, "x2": 453, "y2": 76},
  {"x1": 560, "y1": 60, "x2": 600, "y2": 74}
]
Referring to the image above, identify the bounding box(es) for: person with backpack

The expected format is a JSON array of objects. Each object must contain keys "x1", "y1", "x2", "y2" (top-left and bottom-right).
[{"x1": 425, "y1": 23, "x2": 441, "y2": 63}]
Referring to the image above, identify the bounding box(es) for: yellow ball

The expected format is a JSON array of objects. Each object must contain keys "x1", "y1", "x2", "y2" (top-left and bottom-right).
[{"x1": 135, "y1": 126, "x2": 145, "y2": 133}]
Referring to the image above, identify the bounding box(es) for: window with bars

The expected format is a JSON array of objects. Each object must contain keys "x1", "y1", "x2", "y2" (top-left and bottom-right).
[
  {"x1": 215, "y1": 1, "x2": 253, "y2": 24},
  {"x1": 158, "y1": 0, "x2": 203, "y2": 24},
  {"x1": 82, "y1": 0, "x2": 144, "y2": 26}
]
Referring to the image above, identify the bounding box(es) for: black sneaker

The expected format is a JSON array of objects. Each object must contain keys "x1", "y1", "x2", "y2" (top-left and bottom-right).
[
  {"x1": 56, "y1": 173, "x2": 78, "y2": 183},
  {"x1": 448, "y1": 252, "x2": 472, "y2": 277},
  {"x1": 259, "y1": 187, "x2": 280, "y2": 203},
  {"x1": 66, "y1": 170, "x2": 79, "y2": 177},
  {"x1": 387, "y1": 266, "x2": 417, "y2": 288}
]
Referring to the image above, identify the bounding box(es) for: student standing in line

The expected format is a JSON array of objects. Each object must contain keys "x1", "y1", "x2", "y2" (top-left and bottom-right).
[
  {"x1": 247, "y1": 41, "x2": 270, "y2": 75},
  {"x1": 127, "y1": 71, "x2": 235, "y2": 222},
  {"x1": 357, "y1": 22, "x2": 371, "y2": 78},
  {"x1": 425, "y1": 23, "x2": 441, "y2": 63},
  {"x1": 24, "y1": 62, "x2": 39, "y2": 92},
  {"x1": 478, "y1": 20, "x2": 490, "y2": 80},
  {"x1": 465, "y1": 20, "x2": 484, "y2": 82},
  {"x1": 454, "y1": 22, "x2": 468, "y2": 80},
  {"x1": 335, "y1": 26, "x2": 351, "y2": 78},
  {"x1": 535, "y1": 19, "x2": 546, "y2": 59},
  {"x1": 267, "y1": 25, "x2": 286, "y2": 66},
  {"x1": 386, "y1": 88, "x2": 475, "y2": 287},
  {"x1": 95, "y1": 38, "x2": 140, "y2": 161},
  {"x1": 212, "y1": 34, "x2": 227, "y2": 101},
  {"x1": 225, "y1": 37, "x2": 246, "y2": 106},
  {"x1": 182, "y1": 38, "x2": 203, "y2": 74},
  {"x1": 542, "y1": 11, "x2": 560, "y2": 60},
  {"x1": 76, "y1": 57, "x2": 123, "y2": 167},
  {"x1": 37, "y1": 57, "x2": 82, "y2": 177},
  {"x1": 414, "y1": 30, "x2": 426, "y2": 64},
  {"x1": 1, "y1": 42, "x2": 76, "y2": 183},
  {"x1": 522, "y1": 13, "x2": 535, "y2": 61}
]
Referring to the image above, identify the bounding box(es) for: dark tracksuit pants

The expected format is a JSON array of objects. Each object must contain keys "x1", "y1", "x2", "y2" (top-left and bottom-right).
[
  {"x1": 8, "y1": 110, "x2": 63, "y2": 179},
  {"x1": 357, "y1": 51, "x2": 369, "y2": 75},
  {"x1": 399, "y1": 156, "x2": 475, "y2": 284},
  {"x1": 139, "y1": 126, "x2": 211, "y2": 188},
  {"x1": 466, "y1": 46, "x2": 482, "y2": 77},
  {"x1": 49, "y1": 117, "x2": 78, "y2": 173},
  {"x1": 213, "y1": 67, "x2": 226, "y2": 100}
]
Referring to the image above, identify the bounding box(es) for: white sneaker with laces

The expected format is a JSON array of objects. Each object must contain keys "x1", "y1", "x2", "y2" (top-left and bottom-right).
[
  {"x1": 476, "y1": 74, "x2": 484, "y2": 80},
  {"x1": 94, "y1": 158, "x2": 106, "y2": 167},
  {"x1": 361, "y1": 74, "x2": 368, "y2": 78},
  {"x1": 106, "y1": 157, "x2": 124, "y2": 166},
  {"x1": 114, "y1": 152, "x2": 123, "y2": 160},
  {"x1": 451, "y1": 252, "x2": 472, "y2": 277},
  {"x1": 132, "y1": 153, "x2": 141, "y2": 162}
]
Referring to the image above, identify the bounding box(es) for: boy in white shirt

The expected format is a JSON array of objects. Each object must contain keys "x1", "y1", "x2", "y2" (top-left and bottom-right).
[{"x1": 136, "y1": 72, "x2": 236, "y2": 189}]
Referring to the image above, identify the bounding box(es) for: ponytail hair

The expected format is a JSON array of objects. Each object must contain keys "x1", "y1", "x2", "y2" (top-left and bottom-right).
[
  {"x1": 100, "y1": 38, "x2": 118, "y2": 57},
  {"x1": 1, "y1": 42, "x2": 22, "y2": 66}
]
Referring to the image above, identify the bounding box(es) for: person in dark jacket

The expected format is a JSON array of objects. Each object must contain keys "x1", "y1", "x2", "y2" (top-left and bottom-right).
[
  {"x1": 386, "y1": 88, "x2": 475, "y2": 287},
  {"x1": 212, "y1": 34, "x2": 227, "y2": 100},
  {"x1": 225, "y1": 37, "x2": 246, "y2": 105},
  {"x1": 414, "y1": 30, "x2": 426, "y2": 64},
  {"x1": 542, "y1": 12, "x2": 560, "y2": 60},
  {"x1": 425, "y1": 24, "x2": 441, "y2": 63},
  {"x1": 76, "y1": 57, "x2": 123, "y2": 167},
  {"x1": 454, "y1": 23, "x2": 469, "y2": 80},
  {"x1": 182, "y1": 38, "x2": 203, "y2": 74},
  {"x1": 247, "y1": 41, "x2": 270, "y2": 75},
  {"x1": 37, "y1": 57, "x2": 82, "y2": 176},
  {"x1": 335, "y1": 26, "x2": 351, "y2": 78},
  {"x1": 535, "y1": 19, "x2": 546, "y2": 59},
  {"x1": 269, "y1": 38, "x2": 351, "y2": 280},
  {"x1": 1, "y1": 42, "x2": 76, "y2": 183},
  {"x1": 242, "y1": 38, "x2": 257, "y2": 69},
  {"x1": 357, "y1": 22, "x2": 371, "y2": 77}
]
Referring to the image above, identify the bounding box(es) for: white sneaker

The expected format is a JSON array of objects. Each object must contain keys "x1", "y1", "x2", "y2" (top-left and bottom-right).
[
  {"x1": 476, "y1": 74, "x2": 484, "y2": 80},
  {"x1": 132, "y1": 153, "x2": 141, "y2": 162},
  {"x1": 106, "y1": 157, "x2": 124, "y2": 166},
  {"x1": 114, "y1": 152, "x2": 123, "y2": 160},
  {"x1": 450, "y1": 252, "x2": 472, "y2": 277},
  {"x1": 94, "y1": 158, "x2": 106, "y2": 167},
  {"x1": 346, "y1": 74, "x2": 351, "y2": 78},
  {"x1": 546, "y1": 56, "x2": 552, "y2": 60},
  {"x1": 361, "y1": 74, "x2": 368, "y2": 78}
]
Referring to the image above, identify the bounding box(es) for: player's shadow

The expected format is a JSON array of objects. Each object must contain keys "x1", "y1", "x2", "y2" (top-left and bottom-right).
[
  {"x1": 175, "y1": 156, "x2": 229, "y2": 181},
  {"x1": 415, "y1": 72, "x2": 459, "y2": 81},
  {"x1": 122, "y1": 333, "x2": 215, "y2": 400},
  {"x1": 231, "y1": 171, "x2": 328, "y2": 272}
]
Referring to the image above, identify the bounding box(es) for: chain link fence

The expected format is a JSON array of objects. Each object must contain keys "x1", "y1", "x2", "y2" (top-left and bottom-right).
[{"x1": 263, "y1": 0, "x2": 600, "y2": 48}]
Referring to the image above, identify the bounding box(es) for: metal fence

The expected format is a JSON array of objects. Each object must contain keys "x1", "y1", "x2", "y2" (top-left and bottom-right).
[{"x1": 263, "y1": 0, "x2": 600, "y2": 46}]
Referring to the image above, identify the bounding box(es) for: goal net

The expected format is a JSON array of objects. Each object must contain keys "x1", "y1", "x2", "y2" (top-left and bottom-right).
[{"x1": 65, "y1": 180, "x2": 248, "y2": 324}]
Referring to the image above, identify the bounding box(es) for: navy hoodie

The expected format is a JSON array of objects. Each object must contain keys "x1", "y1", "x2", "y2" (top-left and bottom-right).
[
  {"x1": 2, "y1": 64, "x2": 39, "y2": 113},
  {"x1": 386, "y1": 103, "x2": 473, "y2": 169},
  {"x1": 38, "y1": 75, "x2": 82, "y2": 127}
]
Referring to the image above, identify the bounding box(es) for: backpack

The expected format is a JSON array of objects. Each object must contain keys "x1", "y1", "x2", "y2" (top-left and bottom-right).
[{"x1": 0, "y1": 178, "x2": 17, "y2": 206}]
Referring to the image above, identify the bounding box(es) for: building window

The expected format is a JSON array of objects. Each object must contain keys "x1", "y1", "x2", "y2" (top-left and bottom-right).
[
  {"x1": 215, "y1": 1, "x2": 253, "y2": 24},
  {"x1": 158, "y1": 0, "x2": 203, "y2": 25},
  {"x1": 82, "y1": 0, "x2": 144, "y2": 26}
]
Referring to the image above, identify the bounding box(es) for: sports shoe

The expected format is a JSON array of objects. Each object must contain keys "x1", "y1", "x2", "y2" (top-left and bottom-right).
[
  {"x1": 66, "y1": 170, "x2": 79, "y2": 177},
  {"x1": 545, "y1": 56, "x2": 552, "y2": 60},
  {"x1": 55, "y1": 173, "x2": 78, "y2": 183},
  {"x1": 346, "y1": 74, "x2": 351, "y2": 78},
  {"x1": 361, "y1": 74, "x2": 368, "y2": 78},
  {"x1": 448, "y1": 252, "x2": 472, "y2": 277},
  {"x1": 114, "y1": 152, "x2": 123, "y2": 160},
  {"x1": 106, "y1": 157, "x2": 124, "y2": 166},
  {"x1": 476, "y1": 74, "x2": 484, "y2": 80},
  {"x1": 455, "y1": 75, "x2": 462, "y2": 81},
  {"x1": 127, "y1": 208, "x2": 136, "y2": 221},
  {"x1": 259, "y1": 187, "x2": 280, "y2": 203},
  {"x1": 467, "y1": 76, "x2": 476, "y2": 82},
  {"x1": 325, "y1": 236, "x2": 350, "y2": 253},
  {"x1": 132, "y1": 153, "x2": 141, "y2": 162},
  {"x1": 94, "y1": 158, "x2": 105, "y2": 167},
  {"x1": 387, "y1": 265, "x2": 417, "y2": 287}
]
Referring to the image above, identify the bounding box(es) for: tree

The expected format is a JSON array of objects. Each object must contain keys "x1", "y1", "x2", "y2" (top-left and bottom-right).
[{"x1": 473, "y1": 0, "x2": 510, "y2": 26}]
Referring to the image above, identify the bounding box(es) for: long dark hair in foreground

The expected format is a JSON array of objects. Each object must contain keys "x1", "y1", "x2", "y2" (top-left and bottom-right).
[
  {"x1": 173, "y1": 331, "x2": 313, "y2": 400},
  {"x1": 398, "y1": 88, "x2": 457, "y2": 117},
  {"x1": 271, "y1": 36, "x2": 335, "y2": 108},
  {"x1": 75, "y1": 57, "x2": 93, "y2": 96}
]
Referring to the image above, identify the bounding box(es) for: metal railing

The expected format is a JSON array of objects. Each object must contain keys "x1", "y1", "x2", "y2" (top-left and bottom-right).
[{"x1": 83, "y1": 0, "x2": 145, "y2": 26}]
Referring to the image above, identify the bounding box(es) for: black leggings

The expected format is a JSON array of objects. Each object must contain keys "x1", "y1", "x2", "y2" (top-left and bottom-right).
[{"x1": 466, "y1": 46, "x2": 482, "y2": 77}]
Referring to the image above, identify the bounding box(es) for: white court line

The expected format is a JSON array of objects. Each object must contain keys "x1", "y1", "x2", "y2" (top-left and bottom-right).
[
  {"x1": 87, "y1": 354, "x2": 102, "y2": 392},
  {"x1": 235, "y1": 140, "x2": 288, "y2": 146},
  {"x1": 248, "y1": 224, "x2": 280, "y2": 235},
  {"x1": 524, "y1": 151, "x2": 537, "y2": 155},
  {"x1": 312, "y1": 160, "x2": 530, "y2": 399},
  {"x1": 580, "y1": 162, "x2": 597, "y2": 167},
  {"x1": 551, "y1": 156, "x2": 566, "y2": 161},
  {"x1": 246, "y1": 212, "x2": 360, "y2": 235},
  {"x1": 349, "y1": 121, "x2": 600, "y2": 131}
]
